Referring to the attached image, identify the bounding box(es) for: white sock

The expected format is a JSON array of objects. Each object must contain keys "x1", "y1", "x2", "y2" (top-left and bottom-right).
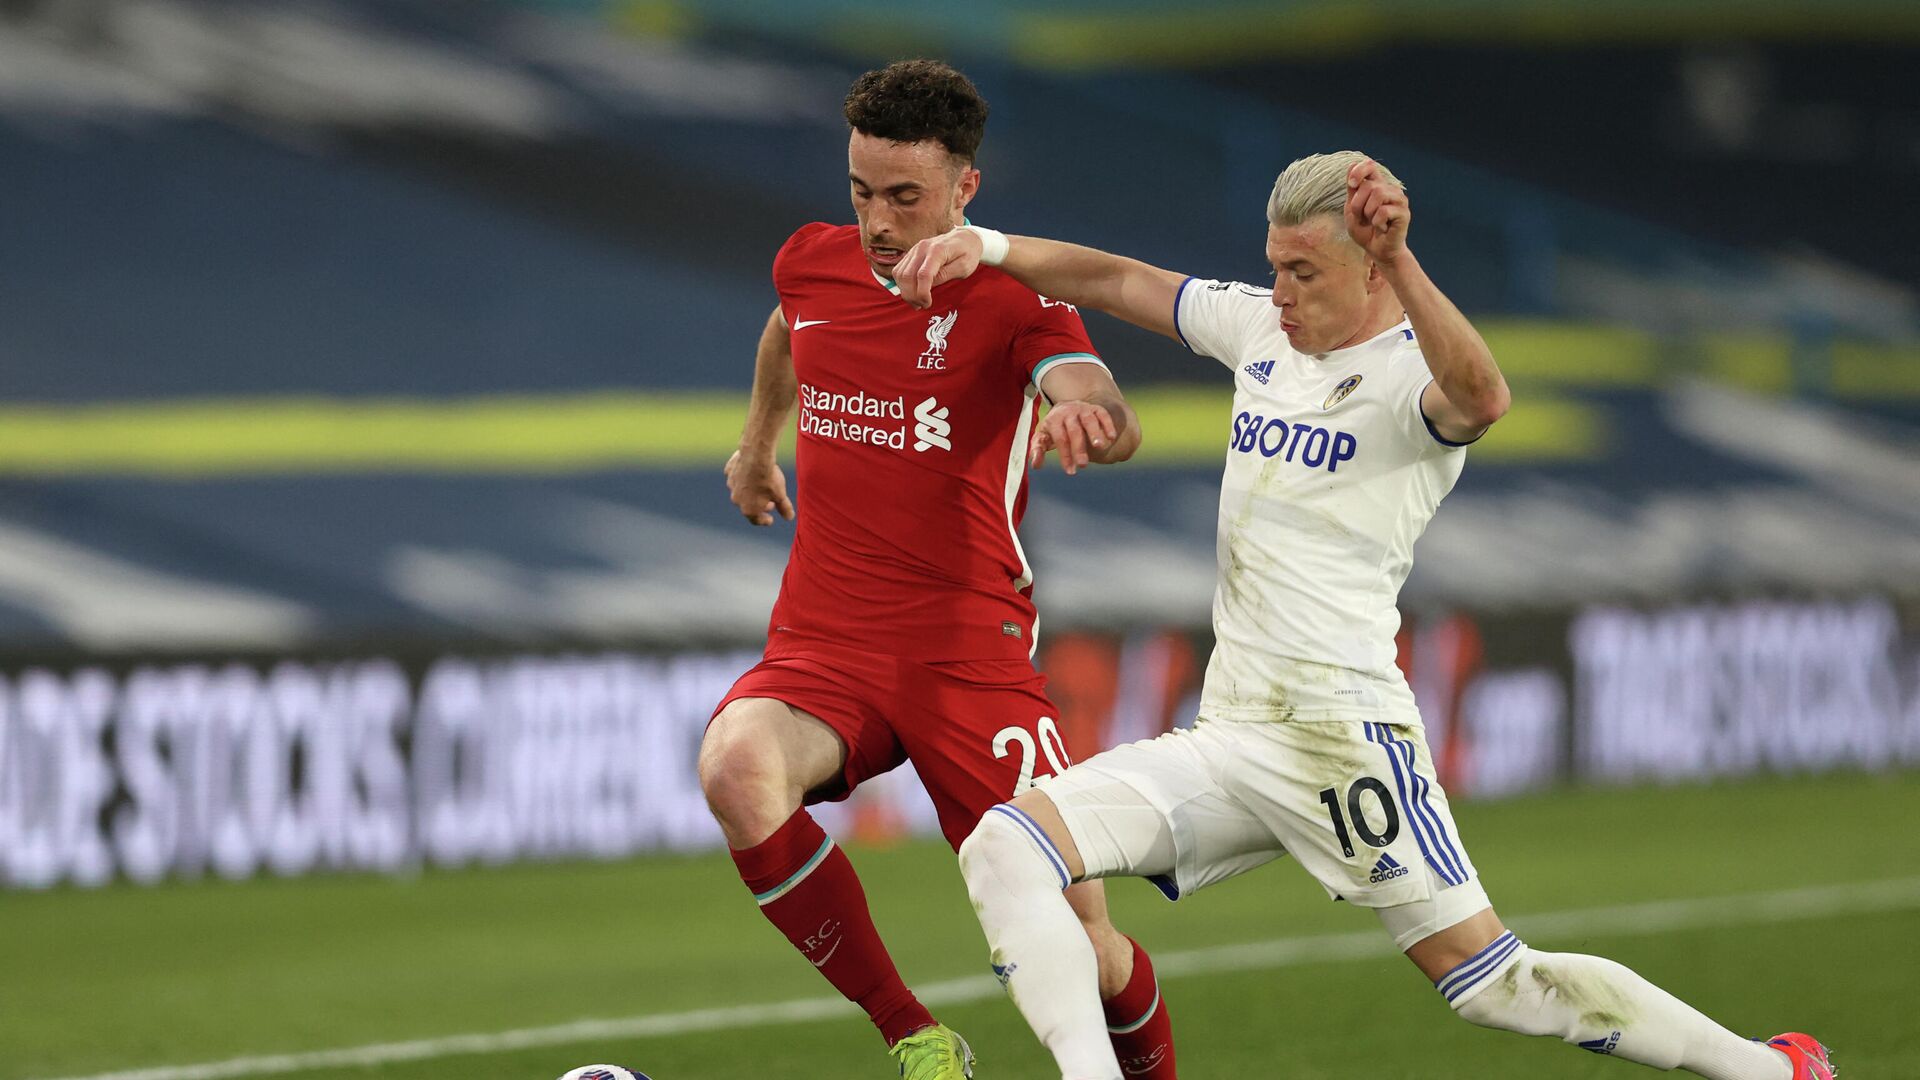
[
  {"x1": 1443, "y1": 934, "x2": 1789, "y2": 1080},
  {"x1": 958, "y1": 805, "x2": 1121, "y2": 1080}
]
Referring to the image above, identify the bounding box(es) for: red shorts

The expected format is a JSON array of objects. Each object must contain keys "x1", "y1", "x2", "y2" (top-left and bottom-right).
[{"x1": 714, "y1": 634, "x2": 1074, "y2": 850}]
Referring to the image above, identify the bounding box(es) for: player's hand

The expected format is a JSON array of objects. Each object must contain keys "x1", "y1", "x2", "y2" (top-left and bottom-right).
[
  {"x1": 724, "y1": 449, "x2": 795, "y2": 526},
  {"x1": 896, "y1": 227, "x2": 983, "y2": 309},
  {"x1": 1344, "y1": 159, "x2": 1410, "y2": 267},
  {"x1": 1028, "y1": 401, "x2": 1118, "y2": 476}
]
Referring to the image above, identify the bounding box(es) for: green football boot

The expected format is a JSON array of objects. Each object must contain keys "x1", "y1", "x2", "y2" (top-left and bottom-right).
[{"x1": 889, "y1": 1023, "x2": 975, "y2": 1079}]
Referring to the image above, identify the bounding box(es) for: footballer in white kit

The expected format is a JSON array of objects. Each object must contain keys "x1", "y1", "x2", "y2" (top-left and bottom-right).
[
  {"x1": 895, "y1": 152, "x2": 1834, "y2": 1080},
  {"x1": 1062, "y1": 281, "x2": 1486, "y2": 933}
]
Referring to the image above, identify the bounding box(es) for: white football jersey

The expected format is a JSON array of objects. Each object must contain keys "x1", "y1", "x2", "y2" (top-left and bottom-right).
[{"x1": 1174, "y1": 278, "x2": 1469, "y2": 722}]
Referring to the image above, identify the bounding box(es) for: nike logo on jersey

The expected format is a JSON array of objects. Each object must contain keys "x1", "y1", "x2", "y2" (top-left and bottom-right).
[{"x1": 792, "y1": 319, "x2": 831, "y2": 330}]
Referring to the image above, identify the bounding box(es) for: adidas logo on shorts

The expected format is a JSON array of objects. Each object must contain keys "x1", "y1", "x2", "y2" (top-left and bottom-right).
[{"x1": 1369, "y1": 853, "x2": 1410, "y2": 884}]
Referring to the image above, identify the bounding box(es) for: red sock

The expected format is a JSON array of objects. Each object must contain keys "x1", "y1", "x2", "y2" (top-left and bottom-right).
[
  {"x1": 1104, "y1": 937, "x2": 1177, "y2": 1078},
  {"x1": 730, "y1": 809, "x2": 935, "y2": 1046}
]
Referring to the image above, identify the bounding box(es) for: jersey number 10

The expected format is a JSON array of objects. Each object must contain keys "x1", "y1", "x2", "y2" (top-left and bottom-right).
[{"x1": 1317, "y1": 777, "x2": 1401, "y2": 858}]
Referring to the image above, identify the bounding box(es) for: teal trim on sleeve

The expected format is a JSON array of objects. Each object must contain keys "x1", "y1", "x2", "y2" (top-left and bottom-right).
[{"x1": 1030, "y1": 352, "x2": 1108, "y2": 385}]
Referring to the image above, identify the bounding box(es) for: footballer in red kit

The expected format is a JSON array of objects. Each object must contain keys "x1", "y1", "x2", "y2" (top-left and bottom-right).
[
  {"x1": 727, "y1": 218, "x2": 1107, "y2": 841},
  {"x1": 698, "y1": 61, "x2": 1180, "y2": 1080}
]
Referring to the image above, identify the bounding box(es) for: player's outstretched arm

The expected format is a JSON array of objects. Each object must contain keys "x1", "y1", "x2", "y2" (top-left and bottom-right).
[
  {"x1": 1344, "y1": 159, "x2": 1511, "y2": 442},
  {"x1": 724, "y1": 306, "x2": 797, "y2": 526},
  {"x1": 1031, "y1": 362, "x2": 1141, "y2": 475},
  {"x1": 897, "y1": 227, "x2": 1188, "y2": 342}
]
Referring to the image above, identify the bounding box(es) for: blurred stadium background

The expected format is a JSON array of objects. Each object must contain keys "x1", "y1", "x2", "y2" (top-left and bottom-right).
[{"x1": 2, "y1": 1, "x2": 1918, "y2": 1078}]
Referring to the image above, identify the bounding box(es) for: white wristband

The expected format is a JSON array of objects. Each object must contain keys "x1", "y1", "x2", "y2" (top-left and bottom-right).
[{"x1": 964, "y1": 224, "x2": 1010, "y2": 267}]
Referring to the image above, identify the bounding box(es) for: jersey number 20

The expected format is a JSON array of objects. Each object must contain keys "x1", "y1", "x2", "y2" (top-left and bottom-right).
[{"x1": 993, "y1": 718, "x2": 1071, "y2": 796}]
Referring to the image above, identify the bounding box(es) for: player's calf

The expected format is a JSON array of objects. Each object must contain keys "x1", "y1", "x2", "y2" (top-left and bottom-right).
[
  {"x1": 1063, "y1": 883, "x2": 1178, "y2": 1079},
  {"x1": 1440, "y1": 934, "x2": 1791, "y2": 1080},
  {"x1": 702, "y1": 699, "x2": 939, "y2": 1049}
]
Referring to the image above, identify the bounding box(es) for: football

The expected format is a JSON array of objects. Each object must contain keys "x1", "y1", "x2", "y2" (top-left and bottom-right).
[{"x1": 557, "y1": 1066, "x2": 652, "y2": 1080}]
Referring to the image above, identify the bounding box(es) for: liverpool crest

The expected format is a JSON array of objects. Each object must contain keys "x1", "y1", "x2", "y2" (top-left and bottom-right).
[{"x1": 918, "y1": 310, "x2": 958, "y2": 370}]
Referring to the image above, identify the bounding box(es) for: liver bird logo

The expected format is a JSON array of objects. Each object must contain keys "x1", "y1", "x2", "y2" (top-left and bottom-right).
[{"x1": 924, "y1": 310, "x2": 959, "y2": 356}]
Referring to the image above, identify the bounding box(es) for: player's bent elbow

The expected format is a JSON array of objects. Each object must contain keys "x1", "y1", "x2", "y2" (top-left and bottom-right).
[{"x1": 1467, "y1": 384, "x2": 1511, "y2": 429}]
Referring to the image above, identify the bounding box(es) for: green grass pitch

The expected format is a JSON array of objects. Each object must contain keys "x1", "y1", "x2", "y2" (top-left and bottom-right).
[{"x1": 7, "y1": 770, "x2": 1917, "y2": 1080}]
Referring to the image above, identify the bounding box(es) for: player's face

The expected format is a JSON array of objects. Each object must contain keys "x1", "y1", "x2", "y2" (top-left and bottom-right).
[
  {"x1": 848, "y1": 131, "x2": 978, "y2": 278},
  {"x1": 1265, "y1": 217, "x2": 1379, "y2": 354}
]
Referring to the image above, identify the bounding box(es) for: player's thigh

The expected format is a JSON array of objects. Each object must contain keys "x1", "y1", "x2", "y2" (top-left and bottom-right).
[
  {"x1": 702, "y1": 696, "x2": 848, "y2": 795},
  {"x1": 707, "y1": 647, "x2": 908, "y2": 803},
  {"x1": 1040, "y1": 726, "x2": 1281, "y2": 899},
  {"x1": 1228, "y1": 719, "x2": 1487, "y2": 932}
]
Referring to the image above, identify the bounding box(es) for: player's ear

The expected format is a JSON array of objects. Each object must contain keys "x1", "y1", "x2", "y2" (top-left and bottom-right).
[{"x1": 954, "y1": 164, "x2": 981, "y2": 212}]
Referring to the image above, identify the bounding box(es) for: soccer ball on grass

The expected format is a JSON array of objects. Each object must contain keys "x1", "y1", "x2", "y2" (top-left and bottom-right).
[{"x1": 556, "y1": 1066, "x2": 652, "y2": 1080}]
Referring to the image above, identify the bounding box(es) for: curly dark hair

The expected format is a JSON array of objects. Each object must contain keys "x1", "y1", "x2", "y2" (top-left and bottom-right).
[{"x1": 843, "y1": 59, "x2": 989, "y2": 163}]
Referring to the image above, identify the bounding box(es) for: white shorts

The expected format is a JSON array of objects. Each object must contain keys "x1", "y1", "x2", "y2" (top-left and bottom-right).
[{"x1": 1039, "y1": 717, "x2": 1490, "y2": 949}]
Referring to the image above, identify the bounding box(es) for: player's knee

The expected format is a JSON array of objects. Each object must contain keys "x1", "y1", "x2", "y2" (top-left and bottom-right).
[
  {"x1": 956, "y1": 811, "x2": 1009, "y2": 887},
  {"x1": 697, "y1": 710, "x2": 791, "y2": 829},
  {"x1": 961, "y1": 804, "x2": 1076, "y2": 900}
]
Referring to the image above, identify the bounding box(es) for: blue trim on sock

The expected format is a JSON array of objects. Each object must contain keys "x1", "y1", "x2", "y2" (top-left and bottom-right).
[
  {"x1": 1438, "y1": 933, "x2": 1524, "y2": 1003},
  {"x1": 989, "y1": 804, "x2": 1071, "y2": 889}
]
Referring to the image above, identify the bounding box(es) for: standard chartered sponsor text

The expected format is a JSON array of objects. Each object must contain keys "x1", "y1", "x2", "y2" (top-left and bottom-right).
[{"x1": 799, "y1": 383, "x2": 909, "y2": 449}]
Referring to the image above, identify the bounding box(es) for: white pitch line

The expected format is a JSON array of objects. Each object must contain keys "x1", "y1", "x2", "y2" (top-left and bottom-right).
[{"x1": 33, "y1": 875, "x2": 1920, "y2": 1080}]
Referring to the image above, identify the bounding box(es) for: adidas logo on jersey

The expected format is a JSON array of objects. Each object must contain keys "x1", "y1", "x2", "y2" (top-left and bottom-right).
[
  {"x1": 1579, "y1": 1031, "x2": 1622, "y2": 1056},
  {"x1": 1243, "y1": 359, "x2": 1276, "y2": 385},
  {"x1": 1369, "y1": 853, "x2": 1409, "y2": 883}
]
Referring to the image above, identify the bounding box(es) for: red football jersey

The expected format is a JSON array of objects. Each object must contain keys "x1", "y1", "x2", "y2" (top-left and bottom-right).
[{"x1": 767, "y1": 222, "x2": 1105, "y2": 662}]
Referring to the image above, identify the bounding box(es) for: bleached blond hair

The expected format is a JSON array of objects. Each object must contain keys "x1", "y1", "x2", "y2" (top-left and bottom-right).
[{"x1": 1267, "y1": 151, "x2": 1404, "y2": 235}]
